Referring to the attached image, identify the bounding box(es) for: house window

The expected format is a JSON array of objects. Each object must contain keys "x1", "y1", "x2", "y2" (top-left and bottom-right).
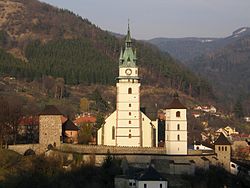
[
  {"x1": 176, "y1": 111, "x2": 180, "y2": 117},
  {"x1": 144, "y1": 184, "x2": 147, "y2": 188},
  {"x1": 128, "y1": 88, "x2": 132, "y2": 94},
  {"x1": 129, "y1": 112, "x2": 131, "y2": 116},
  {"x1": 129, "y1": 120, "x2": 131, "y2": 124},
  {"x1": 177, "y1": 135, "x2": 180, "y2": 141},
  {"x1": 112, "y1": 126, "x2": 115, "y2": 140},
  {"x1": 129, "y1": 182, "x2": 132, "y2": 186},
  {"x1": 219, "y1": 146, "x2": 221, "y2": 151},
  {"x1": 129, "y1": 104, "x2": 131, "y2": 107},
  {"x1": 160, "y1": 183, "x2": 163, "y2": 188},
  {"x1": 129, "y1": 134, "x2": 131, "y2": 138},
  {"x1": 222, "y1": 146, "x2": 224, "y2": 151},
  {"x1": 177, "y1": 124, "x2": 180, "y2": 130},
  {"x1": 225, "y1": 146, "x2": 227, "y2": 151}
]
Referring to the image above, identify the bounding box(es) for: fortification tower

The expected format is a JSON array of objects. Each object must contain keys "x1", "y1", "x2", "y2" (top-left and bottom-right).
[
  {"x1": 165, "y1": 94, "x2": 188, "y2": 155},
  {"x1": 214, "y1": 133, "x2": 231, "y2": 171},
  {"x1": 39, "y1": 105, "x2": 62, "y2": 148}
]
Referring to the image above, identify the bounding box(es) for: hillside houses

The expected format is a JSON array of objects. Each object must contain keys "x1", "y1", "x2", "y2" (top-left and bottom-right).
[{"x1": 194, "y1": 105, "x2": 217, "y2": 113}]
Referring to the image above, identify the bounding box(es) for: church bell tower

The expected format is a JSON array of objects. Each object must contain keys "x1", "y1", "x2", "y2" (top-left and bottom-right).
[{"x1": 116, "y1": 24, "x2": 141, "y2": 147}]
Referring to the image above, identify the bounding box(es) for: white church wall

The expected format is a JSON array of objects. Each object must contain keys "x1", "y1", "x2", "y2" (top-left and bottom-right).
[
  {"x1": 141, "y1": 112, "x2": 154, "y2": 147},
  {"x1": 97, "y1": 128, "x2": 102, "y2": 145},
  {"x1": 153, "y1": 120, "x2": 158, "y2": 147},
  {"x1": 97, "y1": 111, "x2": 116, "y2": 146}
]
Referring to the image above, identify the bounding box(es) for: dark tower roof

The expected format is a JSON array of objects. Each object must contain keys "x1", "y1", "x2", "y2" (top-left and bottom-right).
[
  {"x1": 62, "y1": 119, "x2": 79, "y2": 131},
  {"x1": 214, "y1": 133, "x2": 231, "y2": 145},
  {"x1": 166, "y1": 93, "x2": 186, "y2": 109},
  {"x1": 39, "y1": 105, "x2": 62, "y2": 115},
  {"x1": 136, "y1": 166, "x2": 167, "y2": 181}
]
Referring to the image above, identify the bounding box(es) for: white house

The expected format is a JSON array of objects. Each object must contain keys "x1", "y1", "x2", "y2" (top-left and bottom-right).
[
  {"x1": 135, "y1": 166, "x2": 168, "y2": 188},
  {"x1": 115, "y1": 166, "x2": 168, "y2": 188},
  {"x1": 97, "y1": 24, "x2": 156, "y2": 147}
]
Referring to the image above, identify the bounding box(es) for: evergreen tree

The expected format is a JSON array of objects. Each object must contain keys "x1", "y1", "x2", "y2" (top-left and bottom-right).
[{"x1": 233, "y1": 98, "x2": 244, "y2": 119}]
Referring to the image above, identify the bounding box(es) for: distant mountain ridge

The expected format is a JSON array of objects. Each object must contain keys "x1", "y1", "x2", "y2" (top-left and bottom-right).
[{"x1": 149, "y1": 27, "x2": 250, "y2": 62}]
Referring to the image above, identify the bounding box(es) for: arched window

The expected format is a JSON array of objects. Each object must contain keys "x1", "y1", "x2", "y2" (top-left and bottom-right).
[
  {"x1": 177, "y1": 124, "x2": 180, "y2": 130},
  {"x1": 176, "y1": 111, "x2": 180, "y2": 117},
  {"x1": 177, "y1": 135, "x2": 180, "y2": 141},
  {"x1": 225, "y1": 146, "x2": 227, "y2": 151},
  {"x1": 129, "y1": 120, "x2": 131, "y2": 124},
  {"x1": 112, "y1": 126, "x2": 115, "y2": 140},
  {"x1": 129, "y1": 134, "x2": 132, "y2": 138},
  {"x1": 219, "y1": 146, "x2": 221, "y2": 151},
  {"x1": 129, "y1": 112, "x2": 131, "y2": 116},
  {"x1": 222, "y1": 146, "x2": 224, "y2": 151},
  {"x1": 129, "y1": 104, "x2": 131, "y2": 107},
  {"x1": 128, "y1": 88, "x2": 132, "y2": 94}
]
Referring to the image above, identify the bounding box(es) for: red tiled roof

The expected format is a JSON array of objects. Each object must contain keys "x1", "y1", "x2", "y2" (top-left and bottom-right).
[
  {"x1": 74, "y1": 116, "x2": 96, "y2": 125},
  {"x1": 19, "y1": 116, "x2": 39, "y2": 126}
]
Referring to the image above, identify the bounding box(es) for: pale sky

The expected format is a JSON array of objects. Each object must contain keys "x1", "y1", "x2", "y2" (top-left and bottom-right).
[{"x1": 39, "y1": 0, "x2": 250, "y2": 40}]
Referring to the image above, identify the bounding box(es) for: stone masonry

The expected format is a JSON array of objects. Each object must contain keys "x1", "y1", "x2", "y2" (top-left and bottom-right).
[{"x1": 39, "y1": 115, "x2": 62, "y2": 148}]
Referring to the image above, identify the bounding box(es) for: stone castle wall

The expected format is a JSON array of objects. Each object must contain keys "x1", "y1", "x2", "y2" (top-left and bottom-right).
[{"x1": 8, "y1": 144, "x2": 45, "y2": 155}]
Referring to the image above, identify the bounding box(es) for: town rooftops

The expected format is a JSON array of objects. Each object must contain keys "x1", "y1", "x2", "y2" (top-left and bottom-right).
[
  {"x1": 18, "y1": 116, "x2": 39, "y2": 126},
  {"x1": 136, "y1": 166, "x2": 167, "y2": 181},
  {"x1": 39, "y1": 105, "x2": 62, "y2": 115},
  {"x1": 74, "y1": 115, "x2": 96, "y2": 125},
  {"x1": 62, "y1": 119, "x2": 79, "y2": 131},
  {"x1": 214, "y1": 133, "x2": 231, "y2": 145},
  {"x1": 166, "y1": 95, "x2": 186, "y2": 109}
]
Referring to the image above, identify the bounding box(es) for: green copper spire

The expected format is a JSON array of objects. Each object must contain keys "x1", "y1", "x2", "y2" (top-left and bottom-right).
[
  {"x1": 119, "y1": 48, "x2": 123, "y2": 64},
  {"x1": 133, "y1": 48, "x2": 137, "y2": 61},
  {"x1": 119, "y1": 22, "x2": 137, "y2": 68},
  {"x1": 125, "y1": 21, "x2": 132, "y2": 48}
]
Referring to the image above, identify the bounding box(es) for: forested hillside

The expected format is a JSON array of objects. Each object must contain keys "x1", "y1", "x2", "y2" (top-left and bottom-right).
[
  {"x1": 0, "y1": 0, "x2": 213, "y2": 98},
  {"x1": 191, "y1": 35, "x2": 250, "y2": 101}
]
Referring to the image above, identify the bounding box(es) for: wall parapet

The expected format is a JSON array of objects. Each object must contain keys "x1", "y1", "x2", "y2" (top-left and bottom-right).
[{"x1": 58, "y1": 144, "x2": 167, "y2": 155}]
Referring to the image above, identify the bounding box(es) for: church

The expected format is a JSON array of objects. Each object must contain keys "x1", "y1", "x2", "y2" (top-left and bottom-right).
[{"x1": 97, "y1": 25, "x2": 188, "y2": 155}]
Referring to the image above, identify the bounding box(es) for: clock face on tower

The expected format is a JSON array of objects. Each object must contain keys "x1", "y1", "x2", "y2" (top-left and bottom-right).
[{"x1": 125, "y1": 69, "x2": 132, "y2": 75}]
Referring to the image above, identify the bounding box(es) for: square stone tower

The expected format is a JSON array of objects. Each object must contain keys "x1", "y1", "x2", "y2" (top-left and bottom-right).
[
  {"x1": 214, "y1": 133, "x2": 231, "y2": 171},
  {"x1": 39, "y1": 105, "x2": 62, "y2": 148}
]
